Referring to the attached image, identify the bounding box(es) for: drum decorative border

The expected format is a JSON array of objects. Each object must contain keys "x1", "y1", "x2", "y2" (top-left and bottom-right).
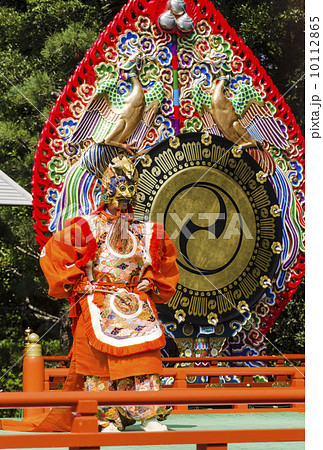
[{"x1": 135, "y1": 132, "x2": 282, "y2": 327}]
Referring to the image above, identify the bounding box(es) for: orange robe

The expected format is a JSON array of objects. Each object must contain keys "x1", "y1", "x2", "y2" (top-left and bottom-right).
[{"x1": 0, "y1": 211, "x2": 179, "y2": 432}]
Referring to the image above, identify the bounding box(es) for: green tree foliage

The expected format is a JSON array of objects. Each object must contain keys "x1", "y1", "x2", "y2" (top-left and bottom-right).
[
  {"x1": 213, "y1": 0, "x2": 305, "y2": 134},
  {"x1": 266, "y1": 279, "x2": 305, "y2": 355},
  {"x1": 0, "y1": 0, "x2": 304, "y2": 405}
]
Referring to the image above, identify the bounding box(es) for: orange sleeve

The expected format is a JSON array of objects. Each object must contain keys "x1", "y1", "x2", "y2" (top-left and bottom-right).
[
  {"x1": 39, "y1": 218, "x2": 97, "y2": 299},
  {"x1": 144, "y1": 231, "x2": 179, "y2": 304}
]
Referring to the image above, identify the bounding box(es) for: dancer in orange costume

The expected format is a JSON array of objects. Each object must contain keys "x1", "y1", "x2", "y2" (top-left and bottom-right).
[{"x1": 1, "y1": 154, "x2": 179, "y2": 433}]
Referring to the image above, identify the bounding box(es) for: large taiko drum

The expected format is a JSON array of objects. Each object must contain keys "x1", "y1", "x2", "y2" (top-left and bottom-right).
[{"x1": 134, "y1": 133, "x2": 282, "y2": 328}]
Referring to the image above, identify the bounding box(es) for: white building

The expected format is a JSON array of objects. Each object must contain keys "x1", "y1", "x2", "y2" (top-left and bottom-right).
[{"x1": 0, "y1": 169, "x2": 32, "y2": 206}]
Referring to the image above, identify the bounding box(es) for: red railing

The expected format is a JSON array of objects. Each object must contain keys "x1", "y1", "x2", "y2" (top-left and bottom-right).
[
  {"x1": 0, "y1": 388, "x2": 305, "y2": 450},
  {"x1": 42, "y1": 354, "x2": 305, "y2": 364},
  {"x1": 21, "y1": 354, "x2": 305, "y2": 415}
]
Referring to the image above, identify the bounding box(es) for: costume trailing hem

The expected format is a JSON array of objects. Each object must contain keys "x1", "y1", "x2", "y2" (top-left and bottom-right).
[{"x1": 0, "y1": 359, "x2": 83, "y2": 433}]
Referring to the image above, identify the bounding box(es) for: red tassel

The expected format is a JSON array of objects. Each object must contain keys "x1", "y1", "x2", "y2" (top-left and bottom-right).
[
  {"x1": 68, "y1": 295, "x2": 81, "y2": 336},
  {"x1": 149, "y1": 223, "x2": 162, "y2": 272},
  {"x1": 76, "y1": 238, "x2": 96, "y2": 268},
  {"x1": 64, "y1": 216, "x2": 97, "y2": 268}
]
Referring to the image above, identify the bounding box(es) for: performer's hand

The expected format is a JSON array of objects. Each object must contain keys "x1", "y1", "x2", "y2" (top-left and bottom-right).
[{"x1": 137, "y1": 279, "x2": 151, "y2": 292}]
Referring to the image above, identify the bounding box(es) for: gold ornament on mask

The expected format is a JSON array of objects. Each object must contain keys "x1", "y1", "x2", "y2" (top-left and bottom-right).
[{"x1": 101, "y1": 153, "x2": 139, "y2": 208}]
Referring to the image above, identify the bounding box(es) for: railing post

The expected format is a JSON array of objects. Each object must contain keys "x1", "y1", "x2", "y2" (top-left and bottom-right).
[
  {"x1": 232, "y1": 403, "x2": 249, "y2": 412},
  {"x1": 290, "y1": 368, "x2": 305, "y2": 388},
  {"x1": 209, "y1": 360, "x2": 220, "y2": 384},
  {"x1": 290, "y1": 368, "x2": 305, "y2": 412},
  {"x1": 70, "y1": 400, "x2": 99, "y2": 450},
  {"x1": 173, "y1": 369, "x2": 189, "y2": 412},
  {"x1": 275, "y1": 357, "x2": 287, "y2": 383},
  {"x1": 22, "y1": 330, "x2": 44, "y2": 417}
]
